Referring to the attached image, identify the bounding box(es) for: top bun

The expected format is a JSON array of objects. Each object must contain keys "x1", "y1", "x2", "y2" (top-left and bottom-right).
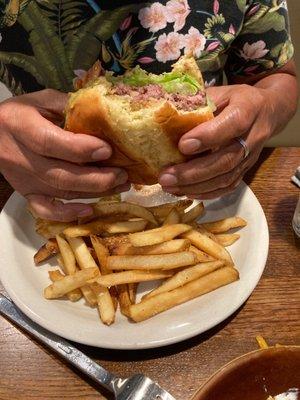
[{"x1": 65, "y1": 56, "x2": 214, "y2": 184}]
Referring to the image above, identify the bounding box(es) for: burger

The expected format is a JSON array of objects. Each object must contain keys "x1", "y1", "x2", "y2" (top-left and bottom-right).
[{"x1": 65, "y1": 56, "x2": 214, "y2": 184}]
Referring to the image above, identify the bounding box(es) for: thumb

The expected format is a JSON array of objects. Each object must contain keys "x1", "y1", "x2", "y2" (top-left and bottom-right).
[{"x1": 26, "y1": 194, "x2": 94, "y2": 222}]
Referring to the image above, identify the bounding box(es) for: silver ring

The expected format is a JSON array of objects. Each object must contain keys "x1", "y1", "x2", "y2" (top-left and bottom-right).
[{"x1": 235, "y1": 137, "x2": 250, "y2": 159}]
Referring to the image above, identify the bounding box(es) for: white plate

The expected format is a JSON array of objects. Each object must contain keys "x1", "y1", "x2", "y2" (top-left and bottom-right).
[{"x1": 0, "y1": 183, "x2": 268, "y2": 349}]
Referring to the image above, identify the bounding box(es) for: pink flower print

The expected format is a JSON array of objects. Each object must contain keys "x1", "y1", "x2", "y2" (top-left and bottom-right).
[
  {"x1": 240, "y1": 41, "x2": 269, "y2": 60},
  {"x1": 120, "y1": 15, "x2": 132, "y2": 31},
  {"x1": 166, "y1": 0, "x2": 191, "y2": 32},
  {"x1": 206, "y1": 41, "x2": 220, "y2": 52},
  {"x1": 183, "y1": 27, "x2": 206, "y2": 58},
  {"x1": 137, "y1": 57, "x2": 155, "y2": 64},
  {"x1": 155, "y1": 32, "x2": 184, "y2": 63},
  {"x1": 138, "y1": 3, "x2": 167, "y2": 33}
]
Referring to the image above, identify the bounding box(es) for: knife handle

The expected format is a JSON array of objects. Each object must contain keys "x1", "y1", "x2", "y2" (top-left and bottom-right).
[{"x1": 0, "y1": 294, "x2": 117, "y2": 393}]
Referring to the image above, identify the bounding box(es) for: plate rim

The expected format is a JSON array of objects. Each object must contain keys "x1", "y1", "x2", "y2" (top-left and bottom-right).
[{"x1": 0, "y1": 184, "x2": 269, "y2": 349}]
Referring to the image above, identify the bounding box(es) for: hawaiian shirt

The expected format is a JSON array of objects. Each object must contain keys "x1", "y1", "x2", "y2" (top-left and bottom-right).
[{"x1": 0, "y1": 0, "x2": 294, "y2": 95}]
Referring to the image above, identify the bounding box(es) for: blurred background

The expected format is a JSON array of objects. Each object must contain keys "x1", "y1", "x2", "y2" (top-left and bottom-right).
[{"x1": 0, "y1": 0, "x2": 298, "y2": 146}]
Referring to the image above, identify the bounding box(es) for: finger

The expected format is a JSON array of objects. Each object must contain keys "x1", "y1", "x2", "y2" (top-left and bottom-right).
[
  {"x1": 9, "y1": 105, "x2": 112, "y2": 163},
  {"x1": 188, "y1": 176, "x2": 243, "y2": 200},
  {"x1": 5, "y1": 142, "x2": 128, "y2": 195},
  {"x1": 179, "y1": 95, "x2": 258, "y2": 155},
  {"x1": 38, "y1": 161, "x2": 128, "y2": 193},
  {"x1": 15, "y1": 89, "x2": 68, "y2": 117},
  {"x1": 163, "y1": 158, "x2": 247, "y2": 196},
  {"x1": 159, "y1": 142, "x2": 244, "y2": 187},
  {"x1": 26, "y1": 194, "x2": 94, "y2": 222}
]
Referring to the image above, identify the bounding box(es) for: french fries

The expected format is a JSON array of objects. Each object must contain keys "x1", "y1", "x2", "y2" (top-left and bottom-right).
[
  {"x1": 163, "y1": 208, "x2": 181, "y2": 225},
  {"x1": 189, "y1": 245, "x2": 216, "y2": 262},
  {"x1": 34, "y1": 238, "x2": 59, "y2": 264},
  {"x1": 142, "y1": 261, "x2": 225, "y2": 300},
  {"x1": 201, "y1": 217, "x2": 247, "y2": 233},
  {"x1": 63, "y1": 219, "x2": 147, "y2": 237},
  {"x1": 93, "y1": 201, "x2": 158, "y2": 225},
  {"x1": 216, "y1": 233, "x2": 240, "y2": 246},
  {"x1": 107, "y1": 251, "x2": 197, "y2": 271},
  {"x1": 129, "y1": 224, "x2": 192, "y2": 247},
  {"x1": 113, "y1": 239, "x2": 191, "y2": 256},
  {"x1": 48, "y1": 269, "x2": 82, "y2": 302},
  {"x1": 129, "y1": 267, "x2": 239, "y2": 322},
  {"x1": 35, "y1": 219, "x2": 73, "y2": 239},
  {"x1": 56, "y1": 234, "x2": 77, "y2": 275},
  {"x1": 149, "y1": 200, "x2": 193, "y2": 221},
  {"x1": 181, "y1": 202, "x2": 204, "y2": 223},
  {"x1": 182, "y1": 229, "x2": 233, "y2": 265},
  {"x1": 93, "y1": 269, "x2": 173, "y2": 287},
  {"x1": 44, "y1": 267, "x2": 99, "y2": 299},
  {"x1": 35, "y1": 198, "x2": 247, "y2": 325}
]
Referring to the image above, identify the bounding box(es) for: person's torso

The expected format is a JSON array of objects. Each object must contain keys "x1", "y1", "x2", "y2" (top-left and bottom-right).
[{"x1": 0, "y1": 0, "x2": 248, "y2": 93}]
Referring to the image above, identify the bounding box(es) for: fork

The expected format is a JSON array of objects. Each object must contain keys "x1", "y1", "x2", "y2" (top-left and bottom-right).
[{"x1": 0, "y1": 294, "x2": 176, "y2": 400}]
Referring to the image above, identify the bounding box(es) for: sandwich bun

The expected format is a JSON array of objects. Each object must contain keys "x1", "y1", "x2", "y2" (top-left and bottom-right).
[{"x1": 65, "y1": 56, "x2": 214, "y2": 185}]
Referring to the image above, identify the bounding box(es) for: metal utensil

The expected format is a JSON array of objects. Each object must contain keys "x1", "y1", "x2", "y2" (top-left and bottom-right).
[{"x1": 0, "y1": 294, "x2": 176, "y2": 400}]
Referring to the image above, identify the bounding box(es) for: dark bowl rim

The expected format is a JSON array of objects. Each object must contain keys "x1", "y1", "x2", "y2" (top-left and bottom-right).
[{"x1": 191, "y1": 345, "x2": 300, "y2": 400}]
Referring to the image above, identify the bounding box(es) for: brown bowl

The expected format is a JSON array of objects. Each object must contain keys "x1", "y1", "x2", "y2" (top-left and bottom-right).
[{"x1": 192, "y1": 346, "x2": 300, "y2": 400}]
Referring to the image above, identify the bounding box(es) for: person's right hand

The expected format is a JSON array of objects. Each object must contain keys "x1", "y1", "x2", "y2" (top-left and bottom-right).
[{"x1": 0, "y1": 89, "x2": 129, "y2": 221}]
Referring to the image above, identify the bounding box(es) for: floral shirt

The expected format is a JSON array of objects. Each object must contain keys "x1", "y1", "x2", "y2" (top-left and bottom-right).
[{"x1": 0, "y1": 0, "x2": 294, "y2": 95}]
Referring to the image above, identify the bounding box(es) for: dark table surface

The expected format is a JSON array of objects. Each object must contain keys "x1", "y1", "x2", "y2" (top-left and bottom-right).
[{"x1": 0, "y1": 147, "x2": 299, "y2": 400}]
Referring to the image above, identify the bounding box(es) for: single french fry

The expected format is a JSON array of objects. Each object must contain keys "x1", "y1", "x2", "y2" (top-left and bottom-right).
[
  {"x1": 194, "y1": 224, "x2": 219, "y2": 242},
  {"x1": 189, "y1": 245, "x2": 215, "y2": 262},
  {"x1": 142, "y1": 261, "x2": 224, "y2": 300},
  {"x1": 44, "y1": 267, "x2": 99, "y2": 299},
  {"x1": 129, "y1": 224, "x2": 192, "y2": 247},
  {"x1": 201, "y1": 217, "x2": 247, "y2": 233},
  {"x1": 66, "y1": 237, "x2": 100, "y2": 270},
  {"x1": 93, "y1": 269, "x2": 173, "y2": 287},
  {"x1": 163, "y1": 208, "x2": 181, "y2": 225},
  {"x1": 34, "y1": 238, "x2": 59, "y2": 265},
  {"x1": 48, "y1": 269, "x2": 82, "y2": 302},
  {"x1": 80, "y1": 284, "x2": 98, "y2": 307},
  {"x1": 182, "y1": 229, "x2": 233, "y2": 265},
  {"x1": 216, "y1": 233, "x2": 240, "y2": 246},
  {"x1": 102, "y1": 235, "x2": 129, "y2": 253},
  {"x1": 182, "y1": 202, "x2": 204, "y2": 223},
  {"x1": 117, "y1": 284, "x2": 132, "y2": 317},
  {"x1": 128, "y1": 283, "x2": 137, "y2": 304},
  {"x1": 148, "y1": 200, "x2": 193, "y2": 221},
  {"x1": 93, "y1": 201, "x2": 158, "y2": 225},
  {"x1": 64, "y1": 219, "x2": 147, "y2": 238},
  {"x1": 107, "y1": 251, "x2": 197, "y2": 271},
  {"x1": 89, "y1": 282, "x2": 115, "y2": 325},
  {"x1": 90, "y1": 235, "x2": 110, "y2": 275},
  {"x1": 113, "y1": 239, "x2": 191, "y2": 256},
  {"x1": 109, "y1": 286, "x2": 119, "y2": 311},
  {"x1": 56, "y1": 234, "x2": 77, "y2": 275},
  {"x1": 35, "y1": 219, "x2": 73, "y2": 239},
  {"x1": 129, "y1": 267, "x2": 239, "y2": 322}
]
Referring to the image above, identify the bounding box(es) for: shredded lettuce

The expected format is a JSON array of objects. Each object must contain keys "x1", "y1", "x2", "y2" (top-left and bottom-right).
[{"x1": 106, "y1": 66, "x2": 202, "y2": 95}]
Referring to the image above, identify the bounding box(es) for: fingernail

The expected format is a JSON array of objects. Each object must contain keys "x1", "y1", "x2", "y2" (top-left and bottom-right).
[
  {"x1": 77, "y1": 208, "x2": 93, "y2": 217},
  {"x1": 159, "y1": 173, "x2": 178, "y2": 186},
  {"x1": 116, "y1": 171, "x2": 128, "y2": 185},
  {"x1": 91, "y1": 147, "x2": 111, "y2": 161},
  {"x1": 181, "y1": 138, "x2": 201, "y2": 154}
]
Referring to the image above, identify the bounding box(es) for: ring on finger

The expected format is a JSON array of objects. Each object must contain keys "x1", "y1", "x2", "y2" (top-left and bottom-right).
[{"x1": 235, "y1": 137, "x2": 250, "y2": 160}]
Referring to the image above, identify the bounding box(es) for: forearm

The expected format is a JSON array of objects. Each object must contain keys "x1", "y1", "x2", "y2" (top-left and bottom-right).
[{"x1": 254, "y1": 71, "x2": 298, "y2": 137}]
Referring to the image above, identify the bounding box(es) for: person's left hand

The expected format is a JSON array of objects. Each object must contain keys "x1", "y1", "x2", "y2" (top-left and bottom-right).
[{"x1": 159, "y1": 84, "x2": 275, "y2": 199}]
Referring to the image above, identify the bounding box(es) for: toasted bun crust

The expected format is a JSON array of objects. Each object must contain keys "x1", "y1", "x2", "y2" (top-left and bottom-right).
[{"x1": 65, "y1": 56, "x2": 214, "y2": 184}]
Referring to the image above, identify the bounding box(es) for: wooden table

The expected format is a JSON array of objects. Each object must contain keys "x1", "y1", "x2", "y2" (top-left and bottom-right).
[{"x1": 0, "y1": 147, "x2": 299, "y2": 400}]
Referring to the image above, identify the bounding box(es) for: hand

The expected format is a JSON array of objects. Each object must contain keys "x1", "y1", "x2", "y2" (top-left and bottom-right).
[
  {"x1": 159, "y1": 84, "x2": 275, "y2": 199},
  {"x1": 0, "y1": 89, "x2": 129, "y2": 221}
]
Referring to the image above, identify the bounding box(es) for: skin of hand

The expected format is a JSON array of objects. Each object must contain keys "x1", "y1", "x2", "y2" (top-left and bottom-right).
[
  {"x1": 0, "y1": 89, "x2": 129, "y2": 221},
  {"x1": 159, "y1": 60, "x2": 298, "y2": 199}
]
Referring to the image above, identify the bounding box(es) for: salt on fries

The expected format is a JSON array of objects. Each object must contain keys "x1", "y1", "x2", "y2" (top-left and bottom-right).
[{"x1": 34, "y1": 198, "x2": 246, "y2": 324}]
